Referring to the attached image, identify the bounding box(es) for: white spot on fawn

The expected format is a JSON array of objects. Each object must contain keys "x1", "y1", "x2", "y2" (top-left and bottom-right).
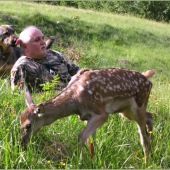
[
  {"x1": 86, "y1": 81, "x2": 90, "y2": 84},
  {"x1": 79, "y1": 86, "x2": 84, "y2": 91},
  {"x1": 88, "y1": 90, "x2": 93, "y2": 94}
]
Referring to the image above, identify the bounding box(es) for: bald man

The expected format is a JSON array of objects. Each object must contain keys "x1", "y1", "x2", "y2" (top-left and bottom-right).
[{"x1": 11, "y1": 26, "x2": 79, "y2": 92}]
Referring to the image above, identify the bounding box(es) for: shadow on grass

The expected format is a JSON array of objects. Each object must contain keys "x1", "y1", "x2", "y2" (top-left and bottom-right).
[{"x1": 0, "y1": 11, "x2": 168, "y2": 49}]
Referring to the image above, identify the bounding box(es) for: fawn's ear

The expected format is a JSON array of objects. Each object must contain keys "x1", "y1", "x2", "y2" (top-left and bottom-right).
[
  {"x1": 25, "y1": 87, "x2": 34, "y2": 106},
  {"x1": 34, "y1": 104, "x2": 45, "y2": 117}
]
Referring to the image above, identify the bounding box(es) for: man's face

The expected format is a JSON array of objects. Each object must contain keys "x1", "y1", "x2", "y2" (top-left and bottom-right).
[{"x1": 23, "y1": 28, "x2": 46, "y2": 59}]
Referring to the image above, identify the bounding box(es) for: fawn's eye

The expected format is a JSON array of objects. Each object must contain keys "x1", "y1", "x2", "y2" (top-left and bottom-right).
[{"x1": 26, "y1": 124, "x2": 31, "y2": 129}]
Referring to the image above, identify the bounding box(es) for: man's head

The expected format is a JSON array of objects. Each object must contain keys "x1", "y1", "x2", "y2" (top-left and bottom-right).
[{"x1": 19, "y1": 26, "x2": 46, "y2": 59}]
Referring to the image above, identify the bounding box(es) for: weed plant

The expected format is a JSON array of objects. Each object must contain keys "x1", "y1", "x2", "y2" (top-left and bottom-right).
[{"x1": 0, "y1": 1, "x2": 170, "y2": 169}]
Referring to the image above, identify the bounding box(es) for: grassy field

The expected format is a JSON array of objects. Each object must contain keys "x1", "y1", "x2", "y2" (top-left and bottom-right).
[{"x1": 0, "y1": 1, "x2": 170, "y2": 169}]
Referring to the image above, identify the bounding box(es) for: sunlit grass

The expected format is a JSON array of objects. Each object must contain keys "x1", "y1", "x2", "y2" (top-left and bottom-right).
[{"x1": 1, "y1": 77, "x2": 170, "y2": 168}]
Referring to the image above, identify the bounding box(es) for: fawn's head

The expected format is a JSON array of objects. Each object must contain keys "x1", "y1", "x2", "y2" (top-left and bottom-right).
[{"x1": 20, "y1": 88, "x2": 45, "y2": 145}]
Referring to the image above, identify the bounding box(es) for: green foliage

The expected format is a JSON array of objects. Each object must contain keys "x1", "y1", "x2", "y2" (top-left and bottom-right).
[
  {"x1": 43, "y1": 1, "x2": 170, "y2": 22},
  {"x1": 40, "y1": 74, "x2": 59, "y2": 92},
  {"x1": 39, "y1": 74, "x2": 59, "y2": 101}
]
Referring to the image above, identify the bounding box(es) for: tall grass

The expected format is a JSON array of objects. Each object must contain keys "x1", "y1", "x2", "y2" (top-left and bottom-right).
[{"x1": 0, "y1": 1, "x2": 170, "y2": 169}]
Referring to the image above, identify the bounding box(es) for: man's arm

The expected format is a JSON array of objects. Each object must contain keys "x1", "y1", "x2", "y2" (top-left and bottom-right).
[
  {"x1": 58, "y1": 53, "x2": 80, "y2": 76},
  {"x1": 66, "y1": 60, "x2": 80, "y2": 76},
  {"x1": 11, "y1": 65, "x2": 25, "y2": 91}
]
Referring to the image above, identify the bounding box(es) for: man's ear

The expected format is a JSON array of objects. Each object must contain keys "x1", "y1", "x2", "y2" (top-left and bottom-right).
[
  {"x1": 22, "y1": 43, "x2": 27, "y2": 51},
  {"x1": 34, "y1": 104, "x2": 45, "y2": 117}
]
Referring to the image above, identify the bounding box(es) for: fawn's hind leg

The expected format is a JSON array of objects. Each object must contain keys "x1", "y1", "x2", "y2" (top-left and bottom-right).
[
  {"x1": 136, "y1": 109, "x2": 151, "y2": 163},
  {"x1": 146, "y1": 111, "x2": 153, "y2": 143}
]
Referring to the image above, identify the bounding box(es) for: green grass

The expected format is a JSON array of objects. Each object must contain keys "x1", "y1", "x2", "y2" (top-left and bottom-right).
[{"x1": 0, "y1": 1, "x2": 170, "y2": 169}]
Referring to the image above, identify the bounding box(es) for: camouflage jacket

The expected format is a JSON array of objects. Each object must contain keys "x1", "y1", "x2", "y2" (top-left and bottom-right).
[{"x1": 11, "y1": 49, "x2": 79, "y2": 91}]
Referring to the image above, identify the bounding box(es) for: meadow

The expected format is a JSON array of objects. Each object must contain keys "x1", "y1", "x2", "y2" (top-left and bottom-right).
[{"x1": 0, "y1": 1, "x2": 170, "y2": 169}]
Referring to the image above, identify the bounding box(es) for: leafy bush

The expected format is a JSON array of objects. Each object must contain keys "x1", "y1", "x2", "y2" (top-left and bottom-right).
[{"x1": 43, "y1": 1, "x2": 170, "y2": 22}]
